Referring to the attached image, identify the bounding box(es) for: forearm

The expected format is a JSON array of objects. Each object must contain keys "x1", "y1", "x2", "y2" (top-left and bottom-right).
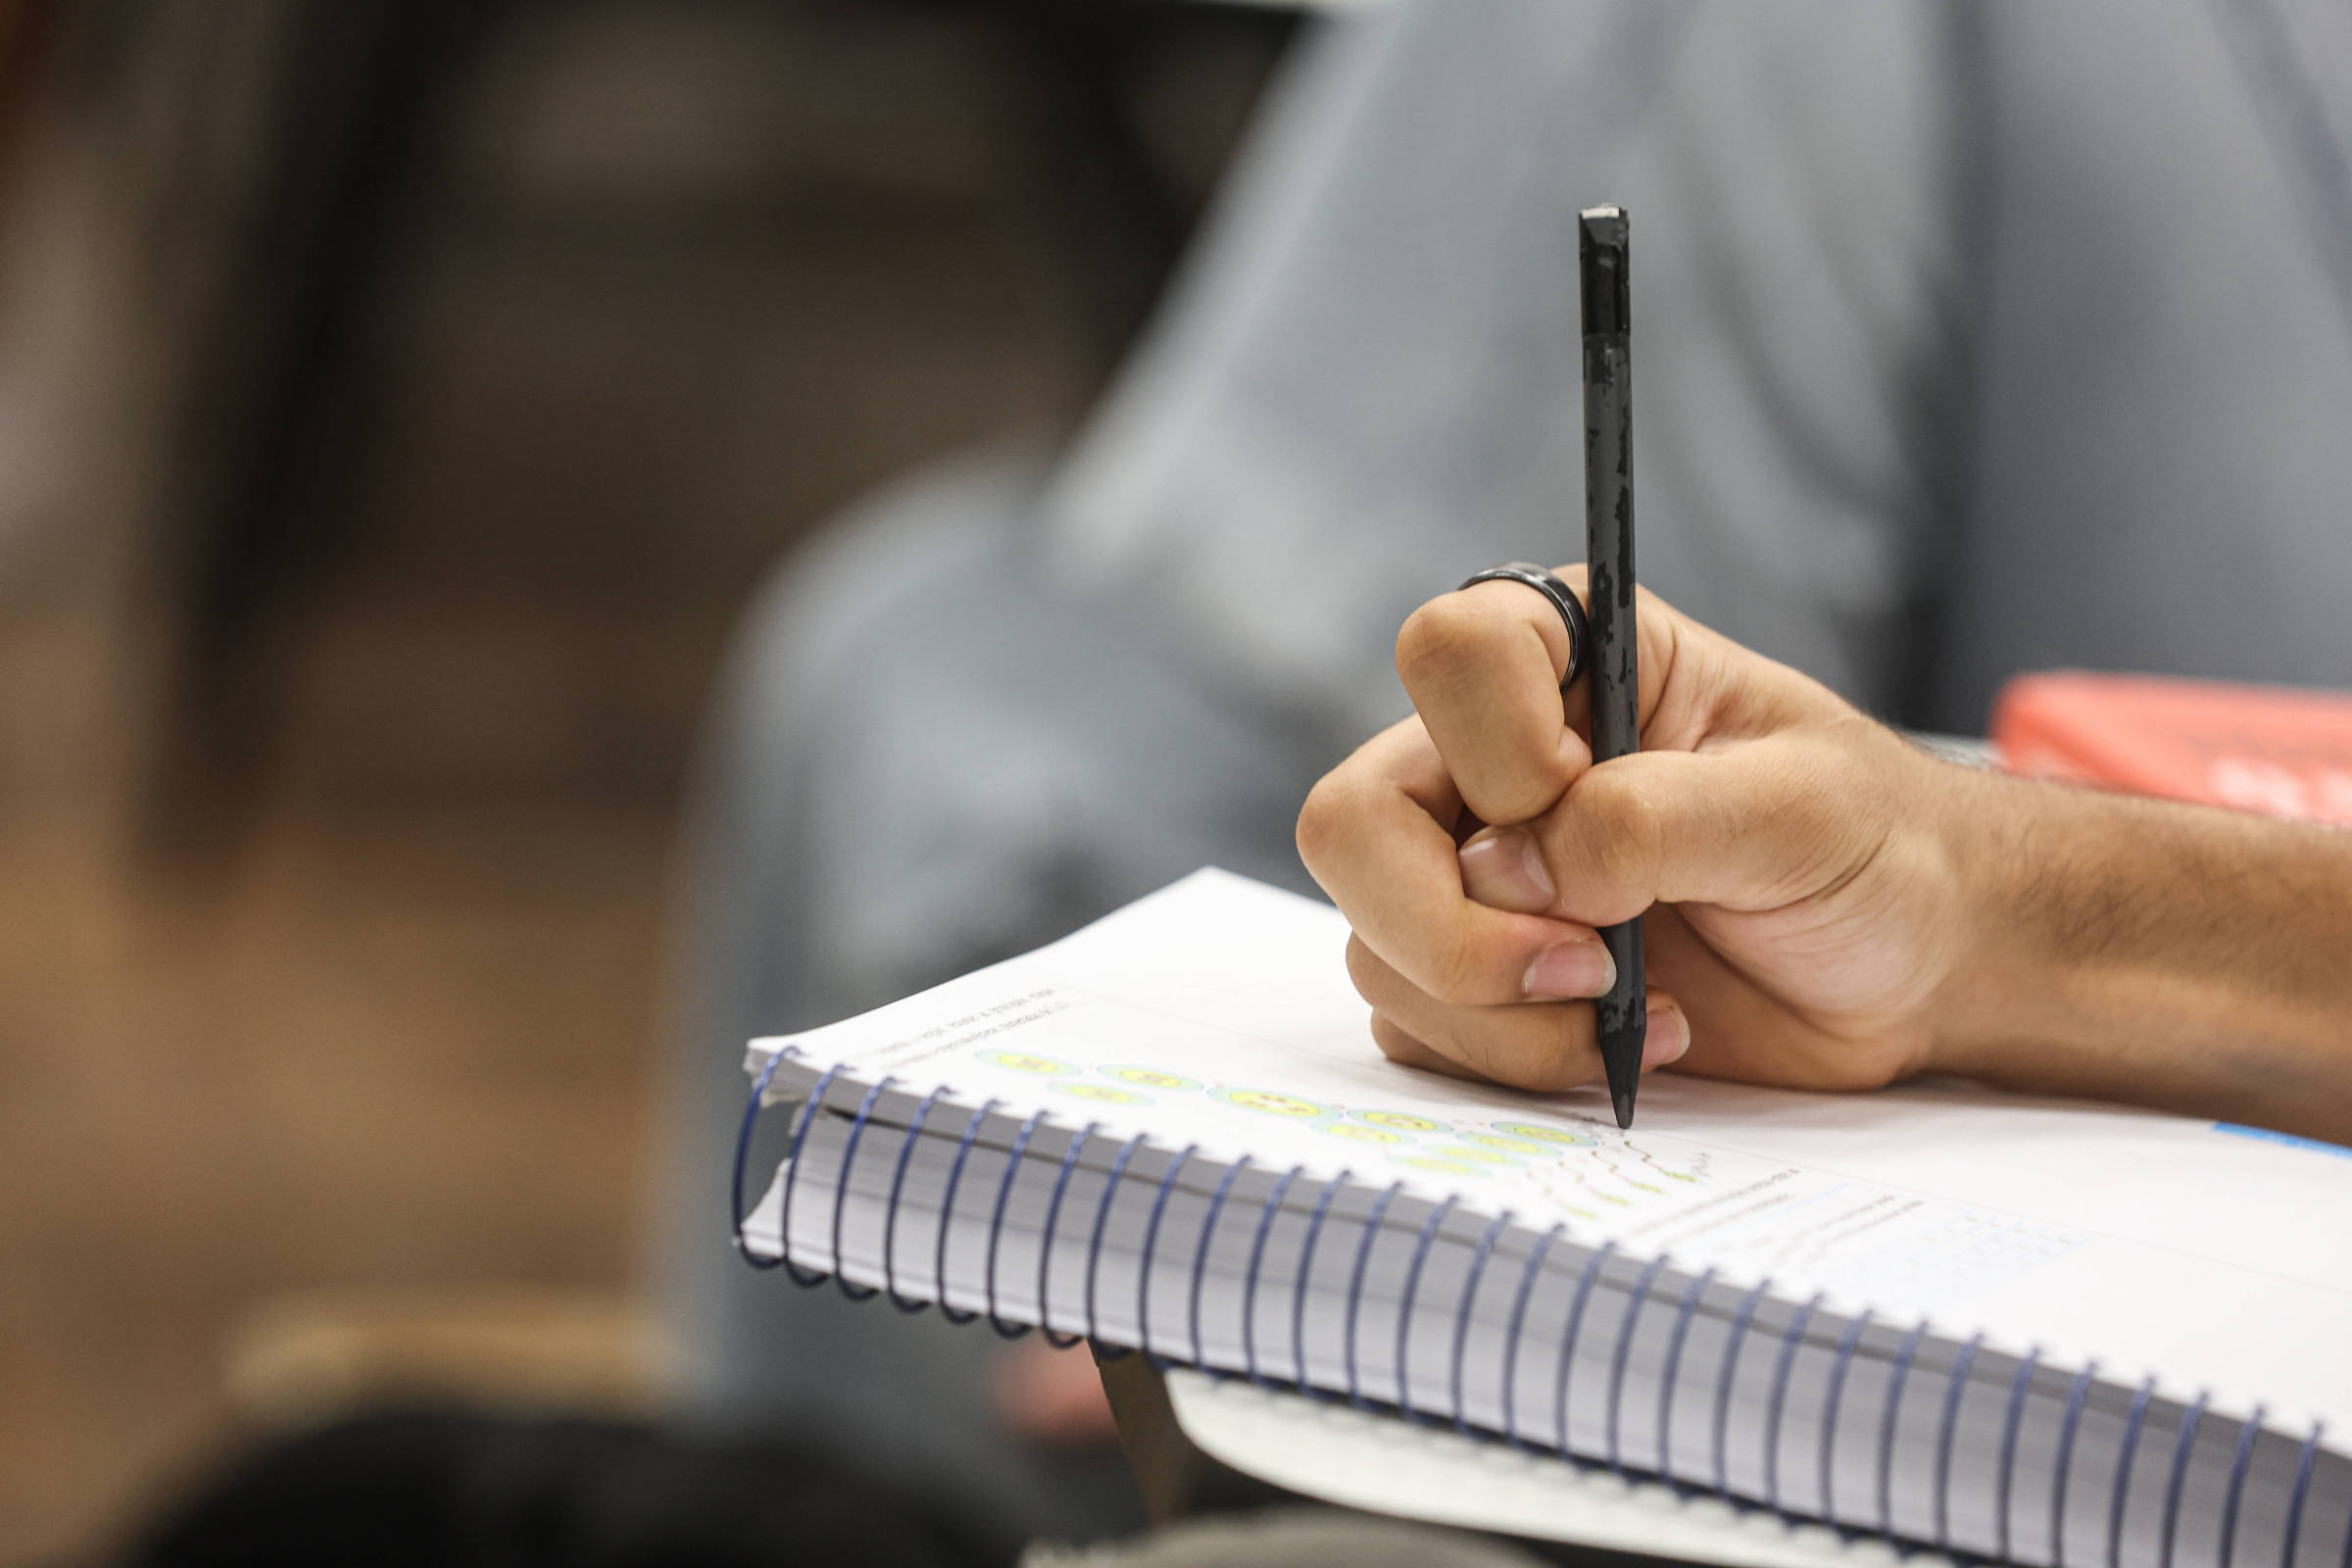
[{"x1": 1931, "y1": 768, "x2": 2352, "y2": 1142}]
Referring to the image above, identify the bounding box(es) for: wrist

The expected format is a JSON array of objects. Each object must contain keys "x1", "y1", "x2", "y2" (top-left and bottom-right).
[
  {"x1": 1915, "y1": 760, "x2": 2056, "y2": 1082},
  {"x1": 1912, "y1": 768, "x2": 2352, "y2": 1139}
]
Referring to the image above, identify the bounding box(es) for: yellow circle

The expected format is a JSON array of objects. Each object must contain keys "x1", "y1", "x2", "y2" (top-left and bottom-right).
[
  {"x1": 1322, "y1": 1123, "x2": 1407, "y2": 1145},
  {"x1": 1491, "y1": 1120, "x2": 1599, "y2": 1149},
  {"x1": 1351, "y1": 1109, "x2": 1446, "y2": 1134},
  {"x1": 1213, "y1": 1088, "x2": 1331, "y2": 1118},
  {"x1": 1393, "y1": 1156, "x2": 1484, "y2": 1176},
  {"x1": 1099, "y1": 1065, "x2": 1200, "y2": 1092},
  {"x1": 979, "y1": 1050, "x2": 1080, "y2": 1077},
  {"x1": 1054, "y1": 1083, "x2": 1150, "y2": 1105},
  {"x1": 1459, "y1": 1132, "x2": 1546, "y2": 1155},
  {"x1": 1422, "y1": 1145, "x2": 1520, "y2": 1165}
]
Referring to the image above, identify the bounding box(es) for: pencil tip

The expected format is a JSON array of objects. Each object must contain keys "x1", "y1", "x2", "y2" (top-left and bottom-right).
[{"x1": 1613, "y1": 1088, "x2": 1636, "y2": 1130}]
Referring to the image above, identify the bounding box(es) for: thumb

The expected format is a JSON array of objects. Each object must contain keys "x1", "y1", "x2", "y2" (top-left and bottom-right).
[{"x1": 1527, "y1": 732, "x2": 1889, "y2": 928}]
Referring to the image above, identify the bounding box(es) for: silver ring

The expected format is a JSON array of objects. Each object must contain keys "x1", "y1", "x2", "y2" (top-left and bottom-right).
[{"x1": 1456, "y1": 563, "x2": 1588, "y2": 689}]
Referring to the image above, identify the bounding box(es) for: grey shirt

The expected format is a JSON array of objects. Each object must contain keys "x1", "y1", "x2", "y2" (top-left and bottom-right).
[{"x1": 1043, "y1": 0, "x2": 2352, "y2": 743}]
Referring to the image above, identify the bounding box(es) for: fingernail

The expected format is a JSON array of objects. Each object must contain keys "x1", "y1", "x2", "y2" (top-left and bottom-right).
[
  {"x1": 1643, "y1": 1003, "x2": 1690, "y2": 1069},
  {"x1": 1459, "y1": 829, "x2": 1556, "y2": 914},
  {"x1": 1523, "y1": 939, "x2": 1615, "y2": 999}
]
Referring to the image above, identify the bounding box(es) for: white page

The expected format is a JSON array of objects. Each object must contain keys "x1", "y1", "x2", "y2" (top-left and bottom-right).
[{"x1": 749, "y1": 868, "x2": 2352, "y2": 1440}]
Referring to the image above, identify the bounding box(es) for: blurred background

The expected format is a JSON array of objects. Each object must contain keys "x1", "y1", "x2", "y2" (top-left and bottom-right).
[
  {"x1": 7, "y1": 0, "x2": 2351, "y2": 1561},
  {"x1": 0, "y1": 1, "x2": 1297, "y2": 1558}
]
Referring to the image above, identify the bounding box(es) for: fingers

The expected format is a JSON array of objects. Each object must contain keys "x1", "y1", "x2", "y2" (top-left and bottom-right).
[
  {"x1": 1353, "y1": 934, "x2": 1690, "y2": 1093},
  {"x1": 1395, "y1": 566, "x2": 1689, "y2": 827},
  {"x1": 1396, "y1": 579, "x2": 1590, "y2": 826},
  {"x1": 1299, "y1": 719, "x2": 1614, "y2": 1006},
  {"x1": 1528, "y1": 730, "x2": 1895, "y2": 930},
  {"x1": 1368, "y1": 1015, "x2": 1490, "y2": 1085}
]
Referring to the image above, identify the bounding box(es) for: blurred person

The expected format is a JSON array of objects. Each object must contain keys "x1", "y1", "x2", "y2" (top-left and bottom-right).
[{"x1": 659, "y1": 0, "x2": 2352, "y2": 1544}]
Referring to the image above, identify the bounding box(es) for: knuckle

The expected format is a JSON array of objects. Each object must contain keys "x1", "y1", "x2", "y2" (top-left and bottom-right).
[
  {"x1": 1512, "y1": 1011, "x2": 1604, "y2": 1093},
  {"x1": 1574, "y1": 768, "x2": 1665, "y2": 891},
  {"x1": 1395, "y1": 597, "x2": 1494, "y2": 687},
  {"x1": 1294, "y1": 773, "x2": 1352, "y2": 872},
  {"x1": 1422, "y1": 931, "x2": 1487, "y2": 1004}
]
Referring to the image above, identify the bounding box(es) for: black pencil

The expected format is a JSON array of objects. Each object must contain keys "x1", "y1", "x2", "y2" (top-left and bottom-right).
[{"x1": 1579, "y1": 204, "x2": 1646, "y2": 1130}]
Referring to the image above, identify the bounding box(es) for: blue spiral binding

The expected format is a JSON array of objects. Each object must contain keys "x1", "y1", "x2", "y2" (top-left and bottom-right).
[
  {"x1": 1817, "y1": 1308, "x2": 1876, "y2": 1528},
  {"x1": 1878, "y1": 1319, "x2": 1929, "y2": 1540},
  {"x1": 1935, "y1": 1333, "x2": 1984, "y2": 1554},
  {"x1": 930, "y1": 1098, "x2": 1005, "y2": 1325},
  {"x1": 1342, "y1": 1182, "x2": 1405, "y2": 1408},
  {"x1": 1033, "y1": 1120, "x2": 1103, "y2": 1348},
  {"x1": 1499, "y1": 1222, "x2": 1565, "y2": 1452},
  {"x1": 1240, "y1": 1166, "x2": 1304, "y2": 1385},
  {"x1": 734, "y1": 1066, "x2": 2339, "y2": 1568},
  {"x1": 730, "y1": 1046, "x2": 797, "y2": 1267},
  {"x1": 1393, "y1": 1195, "x2": 1459, "y2": 1424},
  {"x1": 882, "y1": 1086, "x2": 950, "y2": 1311},
  {"x1": 1188, "y1": 1156, "x2": 1254, "y2": 1370},
  {"x1": 980, "y1": 1111, "x2": 1049, "y2": 1338},
  {"x1": 2108, "y1": 1377, "x2": 2159, "y2": 1568},
  {"x1": 1449, "y1": 1209, "x2": 1515, "y2": 1437},
  {"x1": 1081, "y1": 1133, "x2": 1148, "y2": 1355},
  {"x1": 1135, "y1": 1144, "x2": 1200, "y2": 1365},
  {"x1": 2219, "y1": 1406, "x2": 2266, "y2": 1568},
  {"x1": 1654, "y1": 1266, "x2": 1715, "y2": 1486},
  {"x1": 1998, "y1": 1348, "x2": 2043, "y2": 1566},
  {"x1": 1553, "y1": 1241, "x2": 1620, "y2": 1458},
  {"x1": 829, "y1": 1077, "x2": 899, "y2": 1301},
  {"x1": 1291, "y1": 1171, "x2": 1352, "y2": 1389},
  {"x1": 1762, "y1": 1294, "x2": 1824, "y2": 1517},
  {"x1": 1712, "y1": 1278, "x2": 1773, "y2": 1497},
  {"x1": 2282, "y1": 1422, "x2": 2325, "y2": 1568},
  {"x1": 2160, "y1": 1393, "x2": 2208, "y2": 1568},
  {"x1": 773, "y1": 1063, "x2": 851, "y2": 1287},
  {"x1": 2053, "y1": 1361, "x2": 2104, "y2": 1568},
  {"x1": 1605, "y1": 1254, "x2": 1672, "y2": 1475}
]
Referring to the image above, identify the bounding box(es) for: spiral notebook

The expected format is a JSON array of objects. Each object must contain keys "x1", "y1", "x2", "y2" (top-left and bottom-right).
[{"x1": 734, "y1": 869, "x2": 2352, "y2": 1568}]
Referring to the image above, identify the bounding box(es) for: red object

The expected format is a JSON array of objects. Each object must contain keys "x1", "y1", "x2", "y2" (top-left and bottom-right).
[{"x1": 1990, "y1": 672, "x2": 2352, "y2": 827}]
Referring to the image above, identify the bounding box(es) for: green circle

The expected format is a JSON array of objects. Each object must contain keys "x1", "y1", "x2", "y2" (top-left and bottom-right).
[
  {"x1": 1393, "y1": 1156, "x2": 1485, "y2": 1177},
  {"x1": 1321, "y1": 1123, "x2": 1408, "y2": 1146},
  {"x1": 1350, "y1": 1109, "x2": 1447, "y2": 1134},
  {"x1": 1459, "y1": 1131, "x2": 1547, "y2": 1156},
  {"x1": 1053, "y1": 1082, "x2": 1152, "y2": 1106},
  {"x1": 1491, "y1": 1119, "x2": 1599, "y2": 1149},
  {"x1": 1210, "y1": 1087, "x2": 1333, "y2": 1119},
  {"x1": 1099, "y1": 1065, "x2": 1201, "y2": 1093},
  {"x1": 979, "y1": 1050, "x2": 1081, "y2": 1077}
]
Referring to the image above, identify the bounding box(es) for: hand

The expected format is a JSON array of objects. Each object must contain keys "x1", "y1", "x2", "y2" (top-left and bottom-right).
[{"x1": 1295, "y1": 567, "x2": 1984, "y2": 1096}]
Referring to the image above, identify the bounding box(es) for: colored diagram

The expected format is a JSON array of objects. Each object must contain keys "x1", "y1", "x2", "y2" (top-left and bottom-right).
[
  {"x1": 1211, "y1": 1088, "x2": 1333, "y2": 1118},
  {"x1": 1491, "y1": 1119, "x2": 1599, "y2": 1149},
  {"x1": 1421, "y1": 1145, "x2": 1523, "y2": 1167},
  {"x1": 1054, "y1": 1083, "x2": 1152, "y2": 1107},
  {"x1": 1097, "y1": 1065, "x2": 1201, "y2": 1093},
  {"x1": 978, "y1": 1050, "x2": 1081, "y2": 1077},
  {"x1": 1350, "y1": 1109, "x2": 1446, "y2": 1134},
  {"x1": 1459, "y1": 1132, "x2": 1547, "y2": 1156},
  {"x1": 1394, "y1": 1155, "x2": 1487, "y2": 1177},
  {"x1": 1322, "y1": 1123, "x2": 1409, "y2": 1146},
  {"x1": 1622, "y1": 1138, "x2": 1704, "y2": 1183}
]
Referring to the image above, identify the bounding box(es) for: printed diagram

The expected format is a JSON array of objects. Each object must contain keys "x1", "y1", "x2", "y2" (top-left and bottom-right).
[
  {"x1": 956, "y1": 1040, "x2": 2085, "y2": 1298},
  {"x1": 959, "y1": 1044, "x2": 1725, "y2": 1212}
]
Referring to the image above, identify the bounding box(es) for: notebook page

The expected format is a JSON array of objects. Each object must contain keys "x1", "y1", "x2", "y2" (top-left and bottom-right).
[{"x1": 748, "y1": 867, "x2": 2352, "y2": 1438}]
